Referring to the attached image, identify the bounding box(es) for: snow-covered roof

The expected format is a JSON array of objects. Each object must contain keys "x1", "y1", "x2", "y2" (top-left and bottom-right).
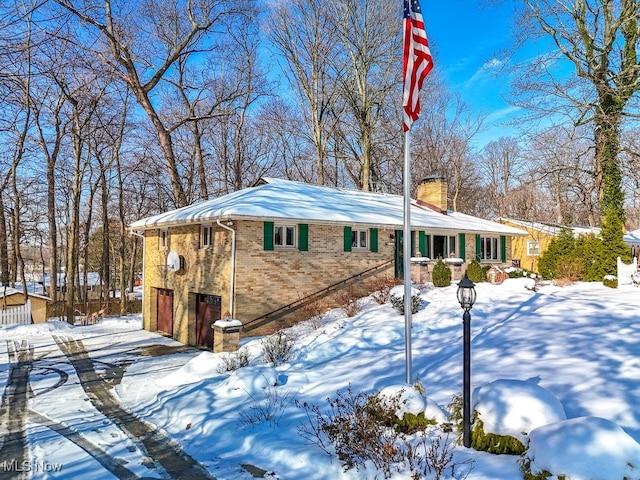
[
  {"x1": 624, "y1": 229, "x2": 640, "y2": 244},
  {"x1": 130, "y1": 178, "x2": 526, "y2": 236},
  {"x1": 498, "y1": 217, "x2": 600, "y2": 237},
  {"x1": 0, "y1": 286, "x2": 52, "y2": 302}
]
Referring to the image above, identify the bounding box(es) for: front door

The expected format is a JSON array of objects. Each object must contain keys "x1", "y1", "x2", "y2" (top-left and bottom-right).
[{"x1": 196, "y1": 294, "x2": 221, "y2": 349}]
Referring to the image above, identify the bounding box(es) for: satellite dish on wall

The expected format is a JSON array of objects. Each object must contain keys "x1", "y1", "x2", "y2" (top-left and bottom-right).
[{"x1": 166, "y1": 250, "x2": 184, "y2": 272}]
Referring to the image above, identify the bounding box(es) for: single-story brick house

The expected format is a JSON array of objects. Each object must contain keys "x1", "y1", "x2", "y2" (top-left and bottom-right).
[{"x1": 129, "y1": 177, "x2": 526, "y2": 348}]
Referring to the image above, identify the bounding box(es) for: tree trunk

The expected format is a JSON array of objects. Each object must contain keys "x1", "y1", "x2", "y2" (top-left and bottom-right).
[{"x1": 0, "y1": 195, "x2": 9, "y2": 287}]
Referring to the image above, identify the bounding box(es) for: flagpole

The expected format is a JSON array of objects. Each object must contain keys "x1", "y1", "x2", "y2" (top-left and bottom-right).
[{"x1": 403, "y1": 130, "x2": 412, "y2": 385}]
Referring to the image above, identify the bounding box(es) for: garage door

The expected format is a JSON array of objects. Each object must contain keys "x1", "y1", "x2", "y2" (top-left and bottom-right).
[
  {"x1": 196, "y1": 294, "x2": 221, "y2": 349},
  {"x1": 157, "y1": 288, "x2": 174, "y2": 336}
]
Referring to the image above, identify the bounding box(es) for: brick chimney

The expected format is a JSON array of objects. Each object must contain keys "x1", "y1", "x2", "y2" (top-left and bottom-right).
[{"x1": 416, "y1": 176, "x2": 448, "y2": 213}]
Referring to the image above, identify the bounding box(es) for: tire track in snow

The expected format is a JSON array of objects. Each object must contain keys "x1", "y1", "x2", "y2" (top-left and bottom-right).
[
  {"x1": 53, "y1": 334, "x2": 215, "y2": 480},
  {"x1": 0, "y1": 340, "x2": 34, "y2": 480}
]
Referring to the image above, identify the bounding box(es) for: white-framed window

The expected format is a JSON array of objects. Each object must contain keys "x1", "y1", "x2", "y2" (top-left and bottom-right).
[
  {"x1": 160, "y1": 229, "x2": 168, "y2": 250},
  {"x1": 431, "y1": 234, "x2": 457, "y2": 258},
  {"x1": 481, "y1": 236, "x2": 499, "y2": 261},
  {"x1": 351, "y1": 229, "x2": 369, "y2": 249},
  {"x1": 448, "y1": 235, "x2": 457, "y2": 257},
  {"x1": 201, "y1": 225, "x2": 213, "y2": 249},
  {"x1": 274, "y1": 224, "x2": 296, "y2": 248},
  {"x1": 527, "y1": 240, "x2": 540, "y2": 256}
]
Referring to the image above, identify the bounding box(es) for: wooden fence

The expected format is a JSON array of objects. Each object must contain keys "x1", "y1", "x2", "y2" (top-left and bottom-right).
[
  {"x1": 0, "y1": 300, "x2": 32, "y2": 325},
  {"x1": 46, "y1": 298, "x2": 142, "y2": 319}
]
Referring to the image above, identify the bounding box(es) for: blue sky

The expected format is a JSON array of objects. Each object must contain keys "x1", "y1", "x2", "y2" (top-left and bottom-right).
[{"x1": 422, "y1": 1, "x2": 524, "y2": 148}]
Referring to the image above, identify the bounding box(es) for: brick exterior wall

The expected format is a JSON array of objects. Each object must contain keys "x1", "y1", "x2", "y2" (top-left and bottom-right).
[
  {"x1": 234, "y1": 221, "x2": 396, "y2": 335},
  {"x1": 141, "y1": 220, "x2": 515, "y2": 345}
]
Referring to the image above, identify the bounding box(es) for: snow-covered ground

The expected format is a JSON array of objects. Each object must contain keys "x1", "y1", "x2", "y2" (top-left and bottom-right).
[{"x1": 1, "y1": 278, "x2": 639, "y2": 479}]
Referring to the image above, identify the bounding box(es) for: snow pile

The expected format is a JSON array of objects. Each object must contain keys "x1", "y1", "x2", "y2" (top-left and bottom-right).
[
  {"x1": 473, "y1": 379, "x2": 566, "y2": 443},
  {"x1": 525, "y1": 416, "x2": 640, "y2": 480},
  {"x1": 377, "y1": 384, "x2": 449, "y2": 424}
]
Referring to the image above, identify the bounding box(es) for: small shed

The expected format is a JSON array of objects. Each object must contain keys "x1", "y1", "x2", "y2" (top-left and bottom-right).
[{"x1": 0, "y1": 287, "x2": 52, "y2": 324}]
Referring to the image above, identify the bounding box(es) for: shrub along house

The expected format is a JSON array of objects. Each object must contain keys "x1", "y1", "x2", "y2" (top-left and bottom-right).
[
  {"x1": 496, "y1": 217, "x2": 601, "y2": 273},
  {"x1": 129, "y1": 177, "x2": 526, "y2": 349}
]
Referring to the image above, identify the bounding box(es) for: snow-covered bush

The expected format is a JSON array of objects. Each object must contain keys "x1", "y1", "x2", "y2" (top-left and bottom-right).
[
  {"x1": 216, "y1": 347, "x2": 250, "y2": 373},
  {"x1": 296, "y1": 384, "x2": 459, "y2": 479},
  {"x1": 261, "y1": 330, "x2": 296, "y2": 366},
  {"x1": 296, "y1": 384, "x2": 404, "y2": 477},
  {"x1": 458, "y1": 379, "x2": 566, "y2": 455},
  {"x1": 521, "y1": 416, "x2": 640, "y2": 480},
  {"x1": 389, "y1": 285, "x2": 421, "y2": 314},
  {"x1": 603, "y1": 274, "x2": 618, "y2": 289}
]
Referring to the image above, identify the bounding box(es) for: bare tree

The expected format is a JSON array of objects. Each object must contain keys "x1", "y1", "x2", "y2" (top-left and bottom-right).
[
  {"x1": 478, "y1": 137, "x2": 525, "y2": 218},
  {"x1": 267, "y1": 0, "x2": 342, "y2": 186},
  {"x1": 328, "y1": 0, "x2": 402, "y2": 191},
  {"x1": 525, "y1": 126, "x2": 599, "y2": 226},
  {"x1": 54, "y1": 0, "x2": 255, "y2": 207},
  {"x1": 410, "y1": 81, "x2": 483, "y2": 212}
]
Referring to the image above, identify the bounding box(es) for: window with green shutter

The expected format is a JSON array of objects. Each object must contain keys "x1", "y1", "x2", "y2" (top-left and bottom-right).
[
  {"x1": 500, "y1": 236, "x2": 506, "y2": 262},
  {"x1": 459, "y1": 233, "x2": 466, "y2": 261}
]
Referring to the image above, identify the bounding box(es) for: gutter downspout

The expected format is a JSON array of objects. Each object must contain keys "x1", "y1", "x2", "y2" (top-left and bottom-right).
[
  {"x1": 217, "y1": 219, "x2": 236, "y2": 318},
  {"x1": 129, "y1": 230, "x2": 145, "y2": 325}
]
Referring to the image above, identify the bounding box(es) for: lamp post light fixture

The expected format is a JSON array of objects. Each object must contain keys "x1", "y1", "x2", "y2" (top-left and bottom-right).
[{"x1": 457, "y1": 273, "x2": 476, "y2": 448}]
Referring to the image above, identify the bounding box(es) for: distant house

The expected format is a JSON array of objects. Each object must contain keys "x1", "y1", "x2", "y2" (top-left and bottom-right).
[
  {"x1": 0, "y1": 287, "x2": 52, "y2": 324},
  {"x1": 624, "y1": 229, "x2": 640, "y2": 259},
  {"x1": 40, "y1": 272, "x2": 104, "y2": 299},
  {"x1": 129, "y1": 177, "x2": 526, "y2": 349},
  {"x1": 497, "y1": 217, "x2": 601, "y2": 272}
]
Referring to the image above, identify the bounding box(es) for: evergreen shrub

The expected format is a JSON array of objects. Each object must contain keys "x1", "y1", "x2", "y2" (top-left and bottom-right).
[
  {"x1": 470, "y1": 417, "x2": 525, "y2": 455},
  {"x1": 465, "y1": 259, "x2": 484, "y2": 283},
  {"x1": 432, "y1": 259, "x2": 452, "y2": 287},
  {"x1": 603, "y1": 276, "x2": 618, "y2": 288},
  {"x1": 390, "y1": 291, "x2": 421, "y2": 314}
]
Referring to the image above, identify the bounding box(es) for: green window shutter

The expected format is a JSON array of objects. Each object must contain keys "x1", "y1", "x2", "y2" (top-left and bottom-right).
[
  {"x1": 264, "y1": 221, "x2": 274, "y2": 251},
  {"x1": 459, "y1": 233, "x2": 466, "y2": 261},
  {"x1": 369, "y1": 228, "x2": 378, "y2": 253},
  {"x1": 298, "y1": 224, "x2": 308, "y2": 251},
  {"x1": 500, "y1": 235, "x2": 507, "y2": 262},
  {"x1": 344, "y1": 226, "x2": 352, "y2": 252},
  {"x1": 419, "y1": 231, "x2": 426, "y2": 257},
  {"x1": 475, "y1": 234, "x2": 481, "y2": 262}
]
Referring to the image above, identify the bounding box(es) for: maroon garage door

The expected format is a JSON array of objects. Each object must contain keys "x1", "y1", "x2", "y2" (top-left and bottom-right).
[
  {"x1": 196, "y1": 294, "x2": 221, "y2": 349},
  {"x1": 157, "y1": 289, "x2": 174, "y2": 336}
]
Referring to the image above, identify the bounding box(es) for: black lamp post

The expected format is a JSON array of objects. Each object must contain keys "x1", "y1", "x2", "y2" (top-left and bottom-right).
[{"x1": 457, "y1": 272, "x2": 476, "y2": 448}]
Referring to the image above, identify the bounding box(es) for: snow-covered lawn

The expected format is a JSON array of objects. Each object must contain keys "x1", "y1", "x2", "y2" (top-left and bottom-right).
[{"x1": 1, "y1": 278, "x2": 639, "y2": 479}]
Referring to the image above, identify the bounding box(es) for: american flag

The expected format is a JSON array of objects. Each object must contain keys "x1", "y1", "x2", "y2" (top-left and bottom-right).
[{"x1": 402, "y1": 0, "x2": 433, "y2": 132}]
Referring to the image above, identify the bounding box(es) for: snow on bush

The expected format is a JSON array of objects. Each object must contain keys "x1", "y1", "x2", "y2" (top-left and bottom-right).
[
  {"x1": 389, "y1": 285, "x2": 421, "y2": 314},
  {"x1": 523, "y1": 416, "x2": 640, "y2": 480},
  {"x1": 378, "y1": 384, "x2": 426, "y2": 418},
  {"x1": 473, "y1": 379, "x2": 566, "y2": 444},
  {"x1": 377, "y1": 384, "x2": 448, "y2": 425}
]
